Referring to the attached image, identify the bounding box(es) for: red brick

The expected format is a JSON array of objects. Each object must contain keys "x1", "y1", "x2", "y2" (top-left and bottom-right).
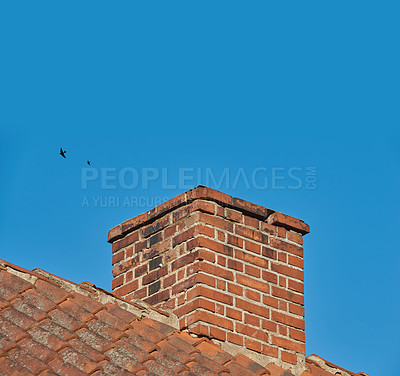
[
  {"x1": 187, "y1": 310, "x2": 233, "y2": 331},
  {"x1": 262, "y1": 344, "x2": 279, "y2": 358},
  {"x1": 133, "y1": 286, "x2": 146, "y2": 299},
  {"x1": 113, "y1": 280, "x2": 138, "y2": 297},
  {"x1": 161, "y1": 298, "x2": 176, "y2": 310},
  {"x1": 287, "y1": 231, "x2": 303, "y2": 245},
  {"x1": 270, "y1": 238, "x2": 303, "y2": 257},
  {"x1": 187, "y1": 186, "x2": 233, "y2": 207},
  {"x1": 225, "y1": 208, "x2": 243, "y2": 223},
  {"x1": 262, "y1": 247, "x2": 276, "y2": 260},
  {"x1": 245, "y1": 240, "x2": 261, "y2": 254},
  {"x1": 278, "y1": 252, "x2": 287, "y2": 263},
  {"x1": 172, "y1": 206, "x2": 191, "y2": 222},
  {"x1": 233, "y1": 196, "x2": 269, "y2": 218},
  {"x1": 235, "y1": 249, "x2": 268, "y2": 269},
  {"x1": 154, "y1": 192, "x2": 187, "y2": 218},
  {"x1": 210, "y1": 326, "x2": 226, "y2": 341},
  {"x1": 112, "y1": 275, "x2": 124, "y2": 290},
  {"x1": 272, "y1": 286, "x2": 304, "y2": 305},
  {"x1": 245, "y1": 289, "x2": 261, "y2": 302},
  {"x1": 278, "y1": 324, "x2": 287, "y2": 335},
  {"x1": 227, "y1": 259, "x2": 243, "y2": 272},
  {"x1": 243, "y1": 215, "x2": 259, "y2": 228},
  {"x1": 226, "y1": 307, "x2": 242, "y2": 320},
  {"x1": 215, "y1": 303, "x2": 224, "y2": 315},
  {"x1": 196, "y1": 273, "x2": 216, "y2": 288},
  {"x1": 236, "y1": 322, "x2": 268, "y2": 342},
  {"x1": 135, "y1": 264, "x2": 147, "y2": 278},
  {"x1": 163, "y1": 273, "x2": 176, "y2": 288},
  {"x1": 196, "y1": 249, "x2": 216, "y2": 263},
  {"x1": 216, "y1": 204, "x2": 224, "y2": 217},
  {"x1": 289, "y1": 328, "x2": 305, "y2": 342},
  {"x1": 194, "y1": 261, "x2": 234, "y2": 281},
  {"x1": 263, "y1": 295, "x2": 279, "y2": 309},
  {"x1": 119, "y1": 213, "x2": 147, "y2": 235},
  {"x1": 261, "y1": 319, "x2": 277, "y2": 333},
  {"x1": 236, "y1": 298, "x2": 269, "y2": 319},
  {"x1": 244, "y1": 313, "x2": 260, "y2": 327},
  {"x1": 108, "y1": 225, "x2": 122, "y2": 242},
  {"x1": 135, "y1": 240, "x2": 147, "y2": 253},
  {"x1": 271, "y1": 263, "x2": 303, "y2": 281},
  {"x1": 217, "y1": 279, "x2": 226, "y2": 290},
  {"x1": 227, "y1": 332, "x2": 243, "y2": 346},
  {"x1": 172, "y1": 227, "x2": 196, "y2": 247},
  {"x1": 227, "y1": 234, "x2": 243, "y2": 248},
  {"x1": 288, "y1": 255, "x2": 303, "y2": 268},
  {"x1": 125, "y1": 246, "x2": 133, "y2": 259},
  {"x1": 277, "y1": 227, "x2": 286, "y2": 238},
  {"x1": 141, "y1": 216, "x2": 171, "y2": 238},
  {"x1": 245, "y1": 264, "x2": 260, "y2": 278},
  {"x1": 164, "y1": 225, "x2": 177, "y2": 239},
  {"x1": 187, "y1": 286, "x2": 233, "y2": 305},
  {"x1": 272, "y1": 335, "x2": 305, "y2": 353},
  {"x1": 112, "y1": 251, "x2": 125, "y2": 265},
  {"x1": 173, "y1": 298, "x2": 215, "y2": 317},
  {"x1": 171, "y1": 252, "x2": 198, "y2": 271},
  {"x1": 177, "y1": 269, "x2": 185, "y2": 280},
  {"x1": 271, "y1": 311, "x2": 305, "y2": 330},
  {"x1": 267, "y1": 212, "x2": 309, "y2": 235},
  {"x1": 142, "y1": 266, "x2": 167, "y2": 285},
  {"x1": 260, "y1": 222, "x2": 277, "y2": 235},
  {"x1": 197, "y1": 224, "x2": 214, "y2": 238},
  {"x1": 144, "y1": 289, "x2": 169, "y2": 306},
  {"x1": 281, "y1": 351, "x2": 297, "y2": 365},
  {"x1": 191, "y1": 200, "x2": 216, "y2": 215},
  {"x1": 142, "y1": 239, "x2": 170, "y2": 260},
  {"x1": 172, "y1": 275, "x2": 197, "y2": 295},
  {"x1": 262, "y1": 270, "x2": 278, "y2": 284},
  {"x1": 245, "y1": 338, "x2": 262, "y2": 353},
  {"x1": 279, "y1": 300, "x2": 288, "y2": 311},
  {"x1": 289, "y1": 303, "x2": 305, "y2": 317},
  {"x1": 188, "y1": 236, "x2": 233, "y2": 257},
  {"x1": 237, "y1": 274, "x2": 269, "y2": 294},
  {"x1": 228, "y1": 283, "x2": 243, "y2": 296},
  {"x1": 112, "y1": 231, "x2": 139, "y2": 253},
  {"x1": 217, "y1": 255, "x2": 226, "y2": 267},
  {"x1": 198, "y1": 212, "x2": 234, "y2": 232},
  {"x1": 288, "y1": 279, "x2": 304, "y2": 293},
  {"x1": 112, "y1": 255, "x2": 140, "y2": 277},
  {"x1": 235, "y1": 225, "x2": 268, "y2": 244},
  {"x1": 190, "y1": 324, "x2": 209, "y2": 336}
]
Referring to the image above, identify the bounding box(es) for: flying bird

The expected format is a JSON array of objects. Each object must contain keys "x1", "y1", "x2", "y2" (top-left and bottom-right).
[
  {"x1": 87, "y1": 160, "x2": 91, "y2": 165},
  {"x1": 60, "y1": 148, "x2": 67, "y2": 158}
]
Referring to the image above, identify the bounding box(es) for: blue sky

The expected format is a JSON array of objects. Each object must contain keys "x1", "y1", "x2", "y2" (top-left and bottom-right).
[{"x1": 1, "y1": 1, "x2": 399, "y2": 375}]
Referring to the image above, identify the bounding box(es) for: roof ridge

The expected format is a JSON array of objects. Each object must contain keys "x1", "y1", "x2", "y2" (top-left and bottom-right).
[
  {"x1": 0, "y1": 258, "x2": 177, "y2": 328},
  {"x1": 306, "y1": 355, "x2": 369, "y2": 376}
]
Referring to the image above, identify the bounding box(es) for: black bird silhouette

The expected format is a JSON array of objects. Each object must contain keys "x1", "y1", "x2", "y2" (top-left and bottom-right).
[
  {"x1": 60, "y1": 148, "x2": 67, "y2": 158},
  {"x1": 87, "y1": 160, "x2": 91, "y2": 165}
]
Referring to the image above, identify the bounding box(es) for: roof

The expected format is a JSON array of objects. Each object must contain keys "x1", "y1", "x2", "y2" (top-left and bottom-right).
[{"x1": 0, "y1": 258, "x2": 367, "y2": 376}]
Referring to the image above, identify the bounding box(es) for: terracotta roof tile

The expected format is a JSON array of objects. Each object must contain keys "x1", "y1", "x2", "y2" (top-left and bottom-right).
[
  {"x1": 0, "y1": 258, "x2": 365, "y2": 376},
  {"x1": 0, "y1": 356, "x2": 36, "y2": 375},
  {"x1": 233, "y1": 353, "x2": 271, "y2": 375}
]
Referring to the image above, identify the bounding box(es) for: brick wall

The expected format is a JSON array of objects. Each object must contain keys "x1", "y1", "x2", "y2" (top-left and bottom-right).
[{"x1": 108, "y1": 186, "x2": 309, "y2": 371}]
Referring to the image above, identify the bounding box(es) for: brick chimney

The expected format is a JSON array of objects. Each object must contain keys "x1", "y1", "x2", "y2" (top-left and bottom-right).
[{"x1": 108, "y1": 186, "x2": 309, "y2": 373}]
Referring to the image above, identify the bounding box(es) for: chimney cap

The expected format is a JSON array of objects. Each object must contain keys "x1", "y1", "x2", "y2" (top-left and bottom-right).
[{"x1": 108, "y1": 185, "x2": 309, "y2": 243}]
